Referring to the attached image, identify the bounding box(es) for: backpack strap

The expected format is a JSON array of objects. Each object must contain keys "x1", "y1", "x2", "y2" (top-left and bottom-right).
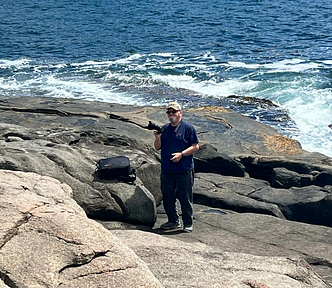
[{"x1": 117, "y1": 167, "x2": 136, "y2": 183}]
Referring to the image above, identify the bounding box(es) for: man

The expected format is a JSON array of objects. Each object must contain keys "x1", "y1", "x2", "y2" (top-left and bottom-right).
[{"x1": 154, "y1": 102, "x2": 199, "y2": 232}]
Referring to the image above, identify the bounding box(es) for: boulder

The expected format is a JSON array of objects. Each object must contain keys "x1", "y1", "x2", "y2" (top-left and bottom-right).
[
  {"x1": 92, "y1": 180, "x2": 157, "y2": 226},
  {"x1": 185, "y1": 105, "x2": 291, "y2": 156},
  {"x1": 313, "y1": 171, "x2": 332, "y2": 186},
  {"x1": 194, "y1": 173, "x2": 285, "y2": 218},
  {"x1": 250, "y1": 185, "x2": 332, "y2": 226},
  {"x1": 194, "y1": 143, "x2": 245, "y2": 177},
  {"x1": 194, "y1": 173, "x2": 332, "y2": 227},
  {"x1": 272, "y1": 167, "x2": 332, "y2": 189},
  {"x1": 0, "y1": 133, "x2": 157, "y2": 226},
  {"x1": 239, "y1": 155, "x2": 332, "y2": 186},
  {"x1": 272, "y1": 167, "x2": 305, "y2": 188},
  {"x1": 0, "y1": 170, "x2": 163, "y2": 288}
]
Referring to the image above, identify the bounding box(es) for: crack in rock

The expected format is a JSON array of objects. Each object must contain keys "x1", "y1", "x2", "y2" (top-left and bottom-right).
[
  {"x1": 285, "y1": 272, "x2": 312, "y2": 285},
  {"x1": 72, "y1": 266, "x2": 130, "y2": 280},
  {"x1": 0, "y1": 106, "x2": 108, "y2": 119},
  {"x1": 0, "y1": 212, "x2": 32, "y2": 250},
  {"x1": 54, "y1": 235, "x2": 83, "y2": 246},
  {"x1": 57, "y1": 264, "x2": 138, "y2": 287},
  {"x1": 58, "y1": 250, "x2": 110, "y2": 274},
  {"x1": 305, "y1": 256, "x2": 332, "y2": 269},
  {"x1": 243, "y1": 280, "x2": 271, "y2": 288},
  {"x1": 33, "y1": 227, "x2": 84, "y2": 246},
  {"x1": 0, "y1": 269, "x2": 18, "y2": 288}
]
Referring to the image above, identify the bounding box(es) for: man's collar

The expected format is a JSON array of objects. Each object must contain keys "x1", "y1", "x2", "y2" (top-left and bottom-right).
[{"x1": 174, "y1": 120, "x2": 182, "y2": 133}]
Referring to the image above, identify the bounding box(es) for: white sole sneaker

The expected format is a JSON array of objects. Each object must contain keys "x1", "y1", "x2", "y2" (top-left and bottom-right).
[{"x1": 183, "y1": 225, "x2": 193, "y2": 232}]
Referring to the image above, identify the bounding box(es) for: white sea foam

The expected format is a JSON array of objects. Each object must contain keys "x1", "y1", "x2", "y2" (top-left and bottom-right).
[
  {"x1": 71, "y1": 60, "x2": 116, "y2": 67},
  {"x1": 151, "y1": 52, "x2": 174, "y2": 57},
  {"x1": 114, "y1": 54, "x2": 143, "y2": 64},
  {"x1": 150, "y1": 73, "x2": 259, "y2": 97},
  {"x1": 105, "y1": 72, "x2": 136, "y2": 83},
  {"x1": 0, "y1": 71, "x2": 138, "y2": 105},
  {"x1": 0, "y1": 78, "x2": 21, "y2": 91},
  {"x1": 44, "y1": 75, "x2": 138, "y2": 104},
  {"x1": 227, "y1": 59, "x2": 321, "y2": 72},
  {"x1": 0, "y1": 59, "x2": 31, "y2": 68},
  {"x1": 270, "y1": 87, "x2": 332, "y2": 156}
]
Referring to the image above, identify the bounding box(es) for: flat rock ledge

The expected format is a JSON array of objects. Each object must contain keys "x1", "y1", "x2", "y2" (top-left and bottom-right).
[
  {"x1": 114, "y1": 229, "x2": 329, "y2": 288},
  {"x1": 0, "y1": 169, "x2": 330, "y2": 288}
]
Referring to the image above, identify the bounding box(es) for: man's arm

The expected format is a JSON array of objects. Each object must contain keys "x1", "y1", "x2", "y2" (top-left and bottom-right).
[
  {"x1": 182, "y1": 143, "x2": 199, "y2": 156},
  {"x1": 171, "y1": 143, "x2": 199, "y2": 162},
  {"x1": 154, "y1": 131, "x2": 162, "y2": 150}
]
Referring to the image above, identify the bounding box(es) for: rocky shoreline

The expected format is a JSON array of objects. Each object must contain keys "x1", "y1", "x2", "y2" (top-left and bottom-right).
[{"x1": 1, "y1": 95, "x2": 332, "y2": 287}]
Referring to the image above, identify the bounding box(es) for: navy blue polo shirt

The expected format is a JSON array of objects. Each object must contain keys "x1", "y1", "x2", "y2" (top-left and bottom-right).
[{"x1": 160, "y1": 120, "x2": 199, "y2": 173}]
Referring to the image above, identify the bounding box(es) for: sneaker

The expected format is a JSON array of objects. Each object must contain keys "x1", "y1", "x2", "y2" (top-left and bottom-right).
[
  {"x1": 183, "y1": 225, "x2": 193, "y2": 233},
  {"x1": 160, "y1": 221, "x2": 181, "y2": 230}
]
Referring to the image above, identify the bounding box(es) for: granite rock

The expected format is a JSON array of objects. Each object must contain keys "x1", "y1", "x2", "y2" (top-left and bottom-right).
[{"x1": 0, "y1": 170, "x2": 162, "y2": 288}]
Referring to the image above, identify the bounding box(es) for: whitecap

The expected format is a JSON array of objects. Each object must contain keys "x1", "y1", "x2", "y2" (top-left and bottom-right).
[
  {"x1": 0, "y1": 58, "x2": 32, "y2": 69},
  {"x1": 114, "y1": 53, "x2": 143, "y2": 64},
  {"x1": 227, "y1": 59, "x2": 320, "y2": 72},
  {"x1": 321, "y1": 60, "x2": 332, "y2": 65},
  {"x1": 150, "y1": 73, "x2": 260, "y2": 97}
]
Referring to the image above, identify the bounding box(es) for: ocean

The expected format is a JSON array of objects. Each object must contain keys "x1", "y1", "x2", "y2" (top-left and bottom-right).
[{"x1": 0, "y1": 0, "x2": 332, "y2": 156}]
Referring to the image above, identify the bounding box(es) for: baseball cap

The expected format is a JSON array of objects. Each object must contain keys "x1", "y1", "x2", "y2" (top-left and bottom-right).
[{"x1": 167, "y1": 102, "x2": 182, "y2": 111}]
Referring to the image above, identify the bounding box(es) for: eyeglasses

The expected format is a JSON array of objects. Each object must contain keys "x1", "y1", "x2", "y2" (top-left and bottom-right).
[{"x1": 166, "y1": 110, "x2": 178, "y2": 114}]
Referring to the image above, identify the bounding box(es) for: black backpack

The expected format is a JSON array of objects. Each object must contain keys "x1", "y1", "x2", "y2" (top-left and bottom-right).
[{"x1": 96, "y1": 156, "x2": 136, "y2": 183}]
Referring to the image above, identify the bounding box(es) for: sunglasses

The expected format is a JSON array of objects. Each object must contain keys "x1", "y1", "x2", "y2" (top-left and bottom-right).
[{"x1": 166, "y1": 110, "x2": 178, "y2": 114}]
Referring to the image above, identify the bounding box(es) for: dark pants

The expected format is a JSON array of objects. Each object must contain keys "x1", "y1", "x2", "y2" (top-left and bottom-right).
[{"x1": 161, "y1": 169, "x2": 194, "y2": 226}]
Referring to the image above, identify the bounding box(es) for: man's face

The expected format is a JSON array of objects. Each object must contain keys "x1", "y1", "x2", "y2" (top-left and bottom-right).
[{"x1": 166, "y1": 109, "x2": 182, "y2": 123}]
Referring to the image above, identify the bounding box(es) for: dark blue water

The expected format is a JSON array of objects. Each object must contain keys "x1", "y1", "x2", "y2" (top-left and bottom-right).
[
  {"x1": 2, "y1": 0, "x2": 332, "y2": 61},
  {"x1": 1, "y1": 0, "x2": 332, "y2": 155}
]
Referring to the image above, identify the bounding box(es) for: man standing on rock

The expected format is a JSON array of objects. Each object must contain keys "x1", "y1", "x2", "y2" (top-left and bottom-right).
[{"x1": 154, "y1": 102, "x2": 199, "y2": 232}]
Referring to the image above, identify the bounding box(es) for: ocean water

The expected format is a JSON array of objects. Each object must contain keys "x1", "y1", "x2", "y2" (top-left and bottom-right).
[{"x1": 0, "y1": 0, "x2": 332, "y2": 156}]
